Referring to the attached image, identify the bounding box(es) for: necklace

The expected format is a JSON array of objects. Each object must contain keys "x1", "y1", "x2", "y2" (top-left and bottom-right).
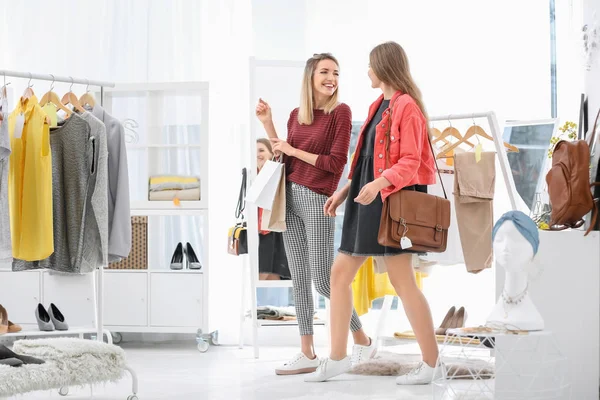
[{"x1": 501, "y1": 283, "x2": 529, "y2": 318}]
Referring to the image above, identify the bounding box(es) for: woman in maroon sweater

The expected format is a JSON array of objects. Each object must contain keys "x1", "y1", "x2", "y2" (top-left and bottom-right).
[
  {"x1": 306, "y1": 42, "x2": 439, "y2": 384},
  {"x1": 256, "y1": 53, "x2": 374, "y2": 375}
]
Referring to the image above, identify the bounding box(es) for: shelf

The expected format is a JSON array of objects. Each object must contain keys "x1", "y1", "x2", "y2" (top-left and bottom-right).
[
  {"x1": 256, "y1": 280, "x2": 293, "y2": 288},
  {"x1": 0, "y1": 327, "x2": 111, "y2": 339},
  {"x1": 130, "y1": 200, "x2": 207, "y2": 216},
  {"x1": 104, "y1": 269, "x2": 203, "y2": 274},
  {"x1": 258, "y1": 319, "x2": 326, "y2": 327}
]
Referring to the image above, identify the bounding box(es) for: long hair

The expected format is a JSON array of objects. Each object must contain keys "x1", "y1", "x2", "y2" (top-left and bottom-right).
[
  {"x1": 256, "y1": 137, "x2": 273, "y2": 156},
  {"x1": 298, "y1": 53, "x2": 340, "y2": 125},
  {"x1": 369, "y1": 42, "x2": 428, "y2": 123}
]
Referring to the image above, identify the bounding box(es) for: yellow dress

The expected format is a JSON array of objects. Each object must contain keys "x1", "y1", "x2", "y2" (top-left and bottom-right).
[
  {"x1": 351, "y1": 257, "x2": 424, "y2": 316},
  {"x1": 8, "y1": 95, "x2": 53, "y2": 261}
]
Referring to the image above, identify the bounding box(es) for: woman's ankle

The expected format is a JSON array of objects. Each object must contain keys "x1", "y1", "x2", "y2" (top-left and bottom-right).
[{"x1": 352, "y1": 330, "x2": 370, "y2": 346}]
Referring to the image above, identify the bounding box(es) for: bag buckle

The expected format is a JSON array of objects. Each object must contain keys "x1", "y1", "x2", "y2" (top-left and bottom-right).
[{"x1": 435, "y1": 224, "x2": 442, "y2": 232}]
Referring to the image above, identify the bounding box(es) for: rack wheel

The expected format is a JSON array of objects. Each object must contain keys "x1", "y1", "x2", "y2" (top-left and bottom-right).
[
  {"x1": 127, "y1": 395, "x2": 139, "y2": 400},
  {"x1": 197, "y1": 339, "x2": 209, "y2": 352},
  {"x1": 59, "y1": 386, "x2": 69, "y2": 396},
  {"x1": 209, "y1": 330, "x2": 219, "y2": 346},
  {"x1": 112, "y1": 332, "x2": 123, "y2": 345}
]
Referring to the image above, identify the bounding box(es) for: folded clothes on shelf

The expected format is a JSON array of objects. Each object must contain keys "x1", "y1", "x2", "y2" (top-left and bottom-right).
[
  {"x1": 256, "y1": 305, "x2": 296, "y2": 320},
  {"x1": 148, "y1": 175, "x2": 201, "y2": 201}
]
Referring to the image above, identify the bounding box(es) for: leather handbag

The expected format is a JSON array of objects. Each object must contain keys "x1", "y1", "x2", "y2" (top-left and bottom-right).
[
  {"x1": 377, "y1": 102, "x2": 451, "y2": 253},
  {"x1": 228, "y1": 168, "x2": 249, "y2": 256}
]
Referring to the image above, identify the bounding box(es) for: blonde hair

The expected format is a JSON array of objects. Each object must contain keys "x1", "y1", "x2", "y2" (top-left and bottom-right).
[
  {"x1": 298, "y1": 53, "x2": 340, "y2": 125},
  {"x1": 369, "y1": 42, "x2": 428, "y2": 123}
]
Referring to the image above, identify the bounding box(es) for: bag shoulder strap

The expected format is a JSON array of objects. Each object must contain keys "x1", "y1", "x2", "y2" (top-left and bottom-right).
[
  {"x1": 236, "y1": 168, "x2": 247, "y2": 220},
  {"x1": 384, "y1": 97, "x2": 447, "y2": 199}
]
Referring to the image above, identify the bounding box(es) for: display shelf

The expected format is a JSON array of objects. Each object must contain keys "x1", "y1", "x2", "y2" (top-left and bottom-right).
[
  {"x1": 379, "y1": 335, "x2": 485, "y2": 349},
  {"x1": 130, "y1": 200, "x2": 207, "y2": 216},
  {"x1": 104, "y1": 269, "x2": 203, "y2": 274},
  {"x1": 0, "y1": 327, "x2": 113, "y2": 343}
]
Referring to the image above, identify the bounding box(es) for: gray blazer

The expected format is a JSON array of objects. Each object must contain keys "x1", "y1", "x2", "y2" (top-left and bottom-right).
[{"x1": 92, "y1": 105, "x2": 132, "y2": 262}]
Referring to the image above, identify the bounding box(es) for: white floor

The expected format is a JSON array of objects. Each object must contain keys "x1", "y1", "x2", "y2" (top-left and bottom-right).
[{"x1": 13, "y1": 342, "x2": 433, "y2": 400}]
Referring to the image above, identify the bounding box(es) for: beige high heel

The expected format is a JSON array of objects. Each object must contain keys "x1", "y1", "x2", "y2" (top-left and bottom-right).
[
  {"x1": 0, "y1": 305, "x2": 8, "y2": 335},
  {"x1": 450, "y1": 307, "x2": 467, "y2": 329},
  {"x1": 435, "y1": 306, "x2": 456, "y2": 335}
]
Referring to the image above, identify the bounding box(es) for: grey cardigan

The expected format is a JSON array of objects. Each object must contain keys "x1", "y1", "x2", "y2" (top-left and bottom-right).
[{"x1": 92, "y1": 105, "x2": 131, "y2": 262}]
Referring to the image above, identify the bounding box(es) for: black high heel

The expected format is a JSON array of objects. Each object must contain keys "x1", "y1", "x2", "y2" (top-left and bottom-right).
[
  {"x1": 170, "y1": 242, "x2": 184, "y2": 270},
  {"x1": 185, "y1": 242, "x2": 202, "y2": 270}
]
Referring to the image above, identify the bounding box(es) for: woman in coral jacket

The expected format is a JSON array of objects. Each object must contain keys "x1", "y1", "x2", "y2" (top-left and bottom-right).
[{"x1": 307, "y1": 42, "x2": 439, "y2": 385}]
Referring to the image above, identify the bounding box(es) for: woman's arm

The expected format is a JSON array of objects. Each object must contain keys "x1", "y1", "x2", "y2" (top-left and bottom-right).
[{"x1": 262, "y1": 120, "x2": 279, "y2": 140}]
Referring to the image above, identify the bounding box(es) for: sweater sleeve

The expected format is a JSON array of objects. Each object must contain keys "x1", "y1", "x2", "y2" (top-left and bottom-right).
[
  {"x1": 381, "y1": 105, "x2": 425, "y2": 190},
  {"x1": 315, "y1": 104, "x2": 352, "y2": 174}
]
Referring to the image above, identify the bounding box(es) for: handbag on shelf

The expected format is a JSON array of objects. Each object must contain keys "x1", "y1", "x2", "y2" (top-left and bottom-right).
[
  {"x1": 228, "y1": 168, "x2": 248, "y2": 256},
  {"x1": 377, "y1": 102, "x2": 451, "y2": 253}
]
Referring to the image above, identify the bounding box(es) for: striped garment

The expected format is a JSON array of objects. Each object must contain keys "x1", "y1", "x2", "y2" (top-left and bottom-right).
[{"x1": 284, "y1": 103, "x2": 352, "y2": 197}]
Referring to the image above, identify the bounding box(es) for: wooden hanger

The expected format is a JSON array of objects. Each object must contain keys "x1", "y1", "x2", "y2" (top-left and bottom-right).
[
  {"x1": 432, "y1": 125, "x2": 476, "y2": 149},
  {"x1": 39, "y1": 76, "x2": 73, "y2": 118},
  {"x1": 430, "y1": 127, "x2": 449, "y2": 145},
  {"x1": 437, "y1": 124, "x2": 519, "y2": 159},
  {"x1": 79, "y1": 80, "x2": 96, "y2": 108},
  {"x1": 61, "y1": 77, "x2": 86, "y2": 113}
]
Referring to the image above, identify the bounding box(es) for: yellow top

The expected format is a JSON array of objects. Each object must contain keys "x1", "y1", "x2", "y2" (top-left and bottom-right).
[
  {"x1": 41, "y1": 103, "x2": 58, "y2": 127},
  {"x1": 149, "y1": 176, "x2": 199, "y2": 185},
  {"x1": 352, "y1": 257, "x2": 424, "y2": 316},
  {"x1": 8, "y1": 95, "x2": 54, "y2": 261}
]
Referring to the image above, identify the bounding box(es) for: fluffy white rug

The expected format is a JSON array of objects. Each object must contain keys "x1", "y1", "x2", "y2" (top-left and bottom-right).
[
  {"x1": 350, "y1": 351, "x2": 494, "y2": 379},
  {"x1": 0, "y1": 338, "x2": 126, "y2": 397}
]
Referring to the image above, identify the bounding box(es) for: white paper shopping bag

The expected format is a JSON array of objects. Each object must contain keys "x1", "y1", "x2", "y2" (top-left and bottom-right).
[
  {"x1": 246, "y1": 160, "x2": 284, "y2": 210},
  {"x1": 260, "y1": 164, "x2": 286, "y2": 232}
]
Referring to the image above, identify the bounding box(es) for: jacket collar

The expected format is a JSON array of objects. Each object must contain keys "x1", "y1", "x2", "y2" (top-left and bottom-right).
[{"x1": 367, "y1": 90, "x2": 404, "y2": 120}]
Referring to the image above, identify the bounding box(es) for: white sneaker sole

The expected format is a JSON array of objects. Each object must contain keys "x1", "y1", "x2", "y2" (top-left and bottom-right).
[{"x1": 275, "y1": 366, "x2": 318, "y2": 376}]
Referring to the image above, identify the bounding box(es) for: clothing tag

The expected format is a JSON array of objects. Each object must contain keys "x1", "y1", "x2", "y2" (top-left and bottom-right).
[
  {"x1": 14, "y1": 113, "x2": 25, "y2": 139},
  {"x1": 475, "y1": 143, "x2": 483, "y2": 163},
  {"x1": 173, "y1": 197, "x2": 181, "y2": 207},
  {"x1": 400, "y1": 236, "x2": 412, "y2": 249}
]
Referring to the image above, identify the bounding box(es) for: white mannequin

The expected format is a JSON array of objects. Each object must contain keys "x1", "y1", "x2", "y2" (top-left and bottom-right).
[{"x1": 486, "y1": 220, "x2": 544, "y2": 331}]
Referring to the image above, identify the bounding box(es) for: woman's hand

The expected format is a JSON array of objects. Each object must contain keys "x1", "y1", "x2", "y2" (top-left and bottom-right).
[
  {"x1": 255, "y1": 98, "x2": 272, "y2": 124},
  {"x1": 324, "y1": 190, "x2": 347, "y2": 217},
  {"x1": 354, "y1": 178, "x2": 391, "y2": 205},
  {"x1": 270, "y1": 138, "x2": 295, "y2": 156}
]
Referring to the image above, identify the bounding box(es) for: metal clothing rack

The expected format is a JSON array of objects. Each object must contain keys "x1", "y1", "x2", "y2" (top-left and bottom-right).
[{"x1": 0, "y1": 70, "x2": 115, "y2": 345}]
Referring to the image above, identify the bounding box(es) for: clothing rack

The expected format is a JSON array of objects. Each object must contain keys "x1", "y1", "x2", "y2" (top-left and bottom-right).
[
  {"x1": 0, "y1": 70, "x2": 115, "y2": 345},
  {"x1": 375, "y1": 110, "x2": 520, "y2": 347}
]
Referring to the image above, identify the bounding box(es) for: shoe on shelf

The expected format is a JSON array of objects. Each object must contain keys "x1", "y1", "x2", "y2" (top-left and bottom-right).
[
  {"x1": 0, "y1": 305, "x2": 7, "y2": 335},
  {"x1": 304, "y1": 357, "x2": 352, "y2": 382},
  {"x1": 0, "y1": 357, "x2": 23, "y2": 367},
  {"x1": 8, "y1": 321, "x2": 22, "y2": 333},
  {"x1": 450, "y1": 306, "x2": 467, "y2": 330},
  {"x1": 351, "y1": 337, "x2": 377, "y2": 365},
  {"x1": 48, "y1": 303, "x2": 68, "y2": 331},
  {"x1": 185, "y1": 242, "x2": 202, "y2": 270},
  {"x1": 435, "y1": 306, "x2": 456, "y2": 336},
  {"x1": 0, "y1": 344, "x2": 45, "y2": 365},
  {"x1": 35, "y1": 303, "x2": 55, "y2": 332},
  {"x1": 170, "y1": 242, "x2": 184, "y2": 270},
  {"x1": 275, "y1": 352, "x2": 319, "y2": 375},
  {"x1": 396, "y1": 361, "x2": 440, "y2": 385}
]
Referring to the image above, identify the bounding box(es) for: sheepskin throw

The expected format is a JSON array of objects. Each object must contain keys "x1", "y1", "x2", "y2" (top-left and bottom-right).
[
  {"x1": 0, "y1": 338, "x2": 126, "y2": 397},
  {"x1": 350, "y1": 352, "x2": 494, "y2": 379}
]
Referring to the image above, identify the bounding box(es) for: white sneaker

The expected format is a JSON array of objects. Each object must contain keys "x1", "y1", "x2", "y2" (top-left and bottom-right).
[
  {"x1": 304, "y1": 357, "x2": 352, "y2": 382},
  {"x1": 351, "y1": 337, "x2": 377, "y2": 365},
  {"x1": 396, "y1": 361, "x2": 439, "y2": 385},
  {"x1": 275, "y1": 353, "x2": 319, "y2": 375}
]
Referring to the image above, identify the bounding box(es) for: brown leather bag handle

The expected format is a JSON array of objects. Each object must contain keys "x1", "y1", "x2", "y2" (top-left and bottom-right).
[{"x1": 383, "y1": 97, "x2": 447, "y2": 199}]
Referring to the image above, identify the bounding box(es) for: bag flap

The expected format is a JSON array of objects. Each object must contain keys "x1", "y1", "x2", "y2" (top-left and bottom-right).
[
  {"x1": 388, "y1": 191, "x2": 450, "y2": 229},
  {"x1": 228, "y1": 224, "x2": 247, "y2": 239}
]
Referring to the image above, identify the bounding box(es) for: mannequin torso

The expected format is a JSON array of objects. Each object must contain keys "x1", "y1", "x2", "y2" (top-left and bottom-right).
[{"x1": 487, "y1": 221, "x2": 544, "y2": 331}]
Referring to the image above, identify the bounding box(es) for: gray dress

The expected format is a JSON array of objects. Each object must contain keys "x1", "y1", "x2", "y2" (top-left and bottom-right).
[
  {"x1": 13, "y1": 114, "x2": 98, "y2": 273},
  {"x1": 0, "y1": 97, "x2": 11, "y2": 262}
]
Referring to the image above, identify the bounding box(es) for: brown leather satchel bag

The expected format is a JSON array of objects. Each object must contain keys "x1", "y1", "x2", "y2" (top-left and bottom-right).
[{"x1": 377, "y1": 103, "x2": 451, "y2": 253}]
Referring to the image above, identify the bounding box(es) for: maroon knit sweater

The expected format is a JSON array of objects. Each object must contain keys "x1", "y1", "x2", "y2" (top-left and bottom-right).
[{"x1": 285, "y1": 103, "x2": 352, "y2": 197}]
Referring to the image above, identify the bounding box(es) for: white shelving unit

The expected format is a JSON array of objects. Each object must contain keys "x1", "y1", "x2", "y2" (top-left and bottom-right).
[{"x1": 99, "y1": 82, "x2": 214, "y2": 352}]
